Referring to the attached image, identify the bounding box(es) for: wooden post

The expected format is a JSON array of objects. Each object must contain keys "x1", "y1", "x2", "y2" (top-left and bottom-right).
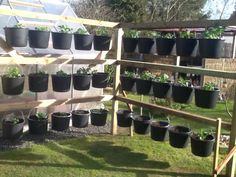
[
  {"x1": 232, "y1": 32, "x2": 236, "y2": 59},
  {"x1": 111, "y1": 28, "x2": 123, "y2": 135},
  {"x1": 140, "y1": 95, "x2": 144, "y2": 115}
]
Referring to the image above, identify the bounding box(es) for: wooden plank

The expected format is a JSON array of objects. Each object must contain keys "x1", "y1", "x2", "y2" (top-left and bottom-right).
[
  {"x1": 117, "y1": 60, "x2": 236, "y2": 80},
  {"x1": 9, "y1": 0, "x2": 44, "y2": 8},
  {"x1": 0, "y1": 8, "x2": 118, "y2": 28},
  {"x1": 115, "y1": 96, "x2": 231, "y2": 131},
  {"x1": 232, "y1": 33, "x2": 236, "y2": 59},
  {"x1": 0, "y1": 95, "x2": 113, "y2": 112},
  {"x1": 19, "y1": 21, "x2": 55, "y2": 27}
]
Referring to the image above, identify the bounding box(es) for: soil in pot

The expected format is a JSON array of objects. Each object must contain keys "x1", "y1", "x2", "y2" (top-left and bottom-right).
[
  {"x1": 29, "y1": 30, "x2": 50, "y2": 49},
  {"x1": 94, "y1": 35, "x2": 111, "y2": 51},
  {"x1": 5, "y1": 27, "x2": 28, "y2": 47},
  {"x1": 90, "y1": 109, "x2": 108, "y2": 126},
  {"x1": 195, "y1": 88, "x2": 219, "y2": 109},
  {"x1": 135, "y1": 78, "x2": 152, "y2": 95},
  {"x1": 176, "y1": 38, "x2": 197, "y2": 56},
  {"x1": 92, "y1": 72, "x2": 109, "y2": 88},
  {"x1": 169, "y1": 125, "x2": 192, "y2": 148},
  {"x1": 199, "y1": 39, "x2": 223, "y2": 58},
  {"x1": 156, "y1": 38, "x2": 175, "y2": 55},
  {"x1": 172, "y1": 85, "x2": 194, "y2": 104},
  {"x1": 52, "y1": 74, "x2": 71, "y2": 92},
  {"x1": 123, "y1": 37, "x2": 138, "y2": 53},
  {"x1": 2, "y1": 117, "x2": 24, "y2": 140},
  {"x1": 28, "y1": 115, "x2": 48, "y2": 135},
  {"x1": 120, "y1": 75, "x2": 135, "y2": 91},
  {"x1": 28, "y1": 73, "x2": 49, "y2": 92},
  {"x1": 52, "y1": 32, "x2": 72, "y2": 50},
  {"x1": 152, "y1": 81, "x2": 172, "y2": 99},
  {"x1": 151, "y1": 121, "x2": 169, "y2": 141},
  {"x1": 74, "y1": 34, "x2": 93, "y2": 50},
  {"x1": 51, "y1": 112, "x2": 71, "y2": 131},
  {"x1": 117, "y1": 110, "x2": 133, "y2": 127},
  {"x1": 72, "y1": 110, "x2": 90, "y2": 128},
  {"x1": 73, "y1": 74, "x2": 91, "y2": 90},
  {"x1": 133, "y1": 115, "x2": 151, "y2": 135},
  {"x1": 138, "y1": 38, "x2": 154, "y2": 54},
  {"x1": 2, "y1": 75, "x2": 25, "y2": 95}
]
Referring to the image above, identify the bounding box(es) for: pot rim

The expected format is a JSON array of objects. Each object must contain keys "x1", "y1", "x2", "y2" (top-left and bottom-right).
[
  {"x1": 52, "y1": 112, "x2": 71, "y2": 118},
  {"x1": 191, "y1": 134, "x2": 215, "y2": 142},
  {"x1": 151, "y1": 121, "x2": 169, "y2": 127},
  {"x1": 90, "y1": 109, "x2": 109, "y2": 114},
  {"x1": 168, "y1": 125, "x2": 192, "y2": 134},
  {"x1": 2, "y1": 75, "x2": 25, "y2": 78},
  {"x1": 72, "y1": 110, "x2": 90, "y2": 115},
  {"x1": 3, "y1": 117, "x2": 25, "y2": 124}
]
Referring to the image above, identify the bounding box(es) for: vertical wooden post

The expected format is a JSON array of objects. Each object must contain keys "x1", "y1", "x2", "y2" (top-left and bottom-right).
[
  {"x1": 212, "y1": 118, "x2": 222, "y2": 177},
  {"x1": 140, "y1": 94, "x2": 143, "y2": 115},
  {"x1": 232, "y1": 32, "x2": 236, "y2": 59},
  {"x1": 111, "y1": 28, "x2": 123, "y2": 135}
]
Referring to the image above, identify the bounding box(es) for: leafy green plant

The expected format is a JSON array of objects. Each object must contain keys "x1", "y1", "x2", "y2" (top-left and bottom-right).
[
  {"x1": 160, "y1": 33, "x2": 175, "y2": 39},
  {"x1": 6, "y1": 117, "x2": 20, "y2": 124},
  {"x1": 35, "y1": 26, "x2": 48, "y2": 31},
  {"x1": 31, "y1": 70, "x2": 47, "y2": 76},
  {"x1": 202, "y1": 82, "x2": 217, "y2": 91},
  {"x1": 5, "y1": 67, "x2": 22, "y2": 78},
  {"x1": 177, "y1": 77, "x2": 191, "y2": 87},
  {"x1": 96, "y1": 27, "x2": 109, "y2": 36},
  {"x1": 179, "y1": 31, "x2": 196, "y2": 39},
  {"x1": 194, "y1": 129, "x2": 213, "y2": 140},
  {"x1": 58, "y1": 25, "x2": 73, "y2": 33},
  {"x1": 76, "y1": 67, "x2": 93, "y2": 75},
  {"x1": 105, "y1": 65, "x2": 114, "y2": 87},
  {"x1": 138, "y1": 71, "x2": 154, "y2": 80},
  {"x1": 75, "y1": 28, "x2": 88, "y2": 35},
  {"x1": 202, "y1": 26, "x2": 224, "y2": 39},
  {"x1": 14, "y1": 23, "x2": 23, "y2": 28},
  {"x1": 56, "y1": 70, "x2": 68, "y2": 76},
  {"x1": 154, "y1": 73, "x2": 169, "y2": 83},
  {"x1": 139, "y1": 31, "x2": 158, "y2": 38},
  {"x1": 124, "y1": 29, "x2": 140, "y2": 38},
  {"x1": 35, "y1": 112, "x2": 47, "y2": 120},
  {"x1": 123, "y1": 71, "x2": 136, "y2": 78}
]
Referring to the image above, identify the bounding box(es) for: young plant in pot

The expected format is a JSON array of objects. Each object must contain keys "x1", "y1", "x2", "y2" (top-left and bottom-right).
[
  {"x1": 172, "y1": 77, "x2": 194, "y2": 104},
  {"x1": 191, "y1": 130, "x2": 215, "y2": 157},
  {"x1": 133, "y1": 114, "x2": 151, "y2": 135},
  {"x1": 92, "y1": 70, "x2": 109, "y2": 88},
  {"x1": 138, "y1": 31, "x2": 155, "y2": 54},
  {"x1": 73, "y1": 67, "x2": 92, "y2": 90},
  {"x1": 123, "y1": 29, "x2": 140, "y2": 53},
  {"x1": 120, "y1": 71, "x2": 136, "y2": 91},
  {"x1": 28, "y1": 70, "x2": 49, "y2": 92},
  {"x1": 90, "y1": 108, "x2": 109, "y2": 126},
  {"x1": 51, "y1": 112, "x2": 71, "y2": 131},
  {"x1": 52, "y1": 25, "x2": 73, "y2": 50},
  {"x1": 2, "y1": 116, "x2": 24, "y2": 140},
  {"x1": 2, "y1": 67, "x2": 25, "y2": 95},
  {"x1": 117, "y1": 110, "x2": 133, "y2": 127},
  {"x1": 29, "y1": 26, "x2": 50, "y2": 48},
  {"x1": 199, "y1": 26, "x2": 224, "y2": 58},
  {"x1": 135, "y1": 71, "x2": 154, "y2": 95},
  {"x1": 93, "y1": 27, "x2": 111, "y2": 51},
  {"x1": 74, "y1": 28, "x2": 93, "y2": 50},
  {"x1": 72, "y1": 110, "x2": 90, "y2": 128},
  {"x1": 28, "y1": 112, "x2": 48, "y2": 135},
  {"x1": 152, "y1": 73, "x2": 172, "y2": 99},
  {"x1": 151, "y1": 115, "x2": 170, "y2": 141},
  {"x1": 176, "y1": 30, "x2": 197, "y2": 56},
  {"x1": 5, "y1": 23, "x2": 28, "y2": 47},
  {"x1": 195, "y1": 82, "x2": 219, "y2": 109},
  {"x1": 156, "y1": 32, "x2": 176, "y2": 55},
  {"x1": 52, "y1": 70, "x2": 71, "y2": 92}
]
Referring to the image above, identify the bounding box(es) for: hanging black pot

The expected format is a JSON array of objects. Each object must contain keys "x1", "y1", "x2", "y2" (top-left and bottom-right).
[
  {"x1": 176, "y1": 38, "x2": 197, "y2": 56},
  {"x1": 123, "y1": 37, "x2": 138, "y2": 53},
  {"x1": 156, "y1": 38, "x2": 175, "y2": 55},
  {"x1": 138, "y1": 38, "x2": 154, "y2": 54},
  {"x1": 73, "y1": 74, "x2": 91, "y2": 90},
  {"x1": 172, "y1": 85, "x2": 194, "y2": 104},
  {"x1": 169, "y1": 125, "x2": 192, "y2": 148},
  {"x1": 52, "y1": 74, "x2": 71, "y2": 92},
  {"x1": 151, "y1": 121, "x2": 170, "y2": 141},
  {"x1": 28, "y1": 74, "x2": 49, "y2": 92},
  {"x1": 120, "y1": 75, "x2": 135, "y2": 91},
  {"x1": 133, "y1": 115, "x2": 151, "y2": 135},
  {"x1": 92, "y1": 72, "x2": 109, "y2": 88},
  {"x1": 4, "y1": 27, "x2": 28, "y2": 47},
  {"x1": 191, "y1": 134, "x2": 215, "y2": 157},
  {"x1": 52, "y1": 32, "x2": 72, "y2": 50},
  {"x1": 94, "y1": 35, "x2": 111, "y2": 51},
  {"x1": 72, "y1": 110, "x2": 89, "y2": 128},
  {"x1": 29, "y1": 30, "x2": 50, "y2": 49},
  {"x1": 28, "y1": 115, "x2": 48, "y2": 135},
  {"x1": 195, "y1": 88, "x2": 219, "y2": 109},
  {"x1": 51, "y1": 112, "x2": 71, "y2": 131},
  {"x1": 90, "y1": 109, "x2": 108, "y2": 126},
  {"x1": 152, "y1": 81, "x2": 172, "y2": 99},
  {"x1": 74, "y1": 34, "x2": 93, "y2": 50},
  {"x1": 135, "y1": 78, "x2": 152, "y2": 95},
  {"x1": 1, "y1": 75, "x2": 25, "y2": 95},
  {"x1": 2, "y1": 117, "x2": 24, "y2": 140},
  {"x1": 117, "y1": 110, "x2": 133, "y2": 127},
  {"x1": 199, "y1": 39, "x2": 224, "y2": 58}
]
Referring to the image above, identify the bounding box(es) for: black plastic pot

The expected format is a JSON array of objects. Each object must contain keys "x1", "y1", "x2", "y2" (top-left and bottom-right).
[
  {"x1": 133, "y1": 115, "x2": 151, "y2": 135},
  {"x1": 92, "y1": 72, "x2": 109, "y2": 88},
  {"x1": 28, "y1": 74, "x2": 49, "y2": 92},
  {"x1": 123, "y1": 37, "x2": 138, "y2": 53},
  {"x1": 51, "y1": 112, "x2": 71, "y2": 131},
  {"x1": 52, "y1": 32, "x2": 72, "y2": 50},
  {"x1": 151, "y1": 121, "x2": 169, "y2": 141},
  {"x1": 117, "y1": 110, "x2": 133, "y2": 127},
  {"x1": 72, "y1": 110, "x2": 89, "y2": 128},
  {"x1": 169, "y1": 125, "x2": 192, "y2": 148},
  {"x1": 135, "y1": 78, "x2": 152, "y2": 95},
  {"x1": 195, "y1": 88, "x2": 219, "y2": 109},
  {"x1": 73, "y1": 74, "x2": 91, "y2": 90},
  {"x1": 28, "y1": 115, "x2": 48, "y2": 135},
  {"x1": 120, "y1": 75, "x2": 135, "y2": 91},
  {"x1": 74, "y1": 34, "x2": 93, "y2": 50},
  {"x1": 138, "y1": 38, "x2": 154, "y2": 54},
  {"x1": 94, "y1": 35, "x2": 111, "y2": 51},
  {"x1": 199, "y1": 39, "x2": 224, "y2": 58},
  {"x1": 52, "y1": 74, "x2": 71, "y2": 92},
  {"x1": 152, "y1": 81, "x2": 172, "y2": 99},
  {"x1": 172, "y1": 85, "x2": 194, "y2": 104},
  {"x1": 5, "y1": 27, "x2": 28, "y2": 47},
  {"x1": 2, "y1": 117, "x2": 24, "y2": 140},
  {"x1": 90, "y1": 109, "x2": 108, "y2": 126},
  {"x1": 1, "y1": 75, "x2": 25, "y2": 95},
  {"x1": 29, "y1": 30, "x2": 50, "y2": 49},
  {"x1": 156, "y1": 38, "x2": 175, "y2": 55},
  {"x1": 176, "y1": 38, "x2": 197, "y2": 56},
  {"x1": 191, "y1": 134, "x2": 215, "y2": 157}
]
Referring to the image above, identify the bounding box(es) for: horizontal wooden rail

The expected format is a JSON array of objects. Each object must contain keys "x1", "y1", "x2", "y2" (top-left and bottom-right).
[
  {"x1": 215, "y1": 145, "x2": 236, "y2": 175},
  {"x1": 115, "y1": 96, "x2": 231, "y2": 131},
  {"x1": 0, "y1": 95, "x2": 113, "y2": 112},
  {"x1": 117, "y1": 60, "x2": 236, "y2": 79}
]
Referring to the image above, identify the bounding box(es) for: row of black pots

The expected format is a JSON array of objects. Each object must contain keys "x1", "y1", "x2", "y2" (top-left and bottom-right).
[
  {"x1": 1, "y1": 72, "x2": 109, "y2": 95},
  {"x1": 123, "y1": 37, "x2": 223, "y2": 58},
  {"x1": 5, "y1": 27, "x2": 111, "y2": 51}
]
